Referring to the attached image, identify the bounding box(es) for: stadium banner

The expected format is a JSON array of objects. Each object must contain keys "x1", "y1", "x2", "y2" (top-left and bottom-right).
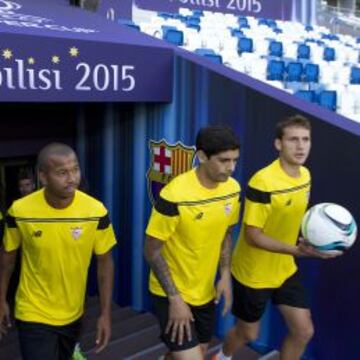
[
  {"x1": 134, "y1": 0, "x2": 293, "y2": 20},
  {"x1": 0, "y1": 0, "x2": 173, "y2": 102}
]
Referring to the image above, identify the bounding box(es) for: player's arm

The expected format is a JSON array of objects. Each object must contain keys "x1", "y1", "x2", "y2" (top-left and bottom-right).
[
  {"x1": 93, "y1": 211, "x2": 117, "y2": 354},
  {"x1": 246, "y1": 225, "x2": 335, "y2": 258},
  {"x1": 144, "y1": 235, "x2": 194, "y2": 345},
  {"x1": 144, "y1": 235, "x2": 178, "y2": 296},
  {"x1": 0, "y1": 210, "x2": 21, "y2": 340},
  {"x1": 215, "y1": 226, "x2": 233, "y2": 315},
  {"x1": 246, "y1": 225, "x2": 298, "y2": 255},
  {"x1": 94, "y1": 250, "x2": 114, "y2": 353},
  {"x1": 0, "y1": 249, "x2": 17, "y2": 340}
]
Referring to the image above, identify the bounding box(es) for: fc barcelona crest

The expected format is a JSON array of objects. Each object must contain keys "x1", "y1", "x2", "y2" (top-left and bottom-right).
[{"x1": 147, "y1": 139, "x2": 196, "y2": 205}]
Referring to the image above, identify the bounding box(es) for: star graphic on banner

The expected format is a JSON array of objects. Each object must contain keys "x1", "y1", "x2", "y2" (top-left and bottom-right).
[
  {"x1": 69, "y1": 47, "x2": 79, "y2": 57},
  {"x1": 52, "y1": 55, "x2": 60, "y2": 64},
  {"x1": 2, "y1": 49, "x2": 13, "y2": 60},
  {"x1": 28, "y1": 57, "x2": 35, "y2": 65}
]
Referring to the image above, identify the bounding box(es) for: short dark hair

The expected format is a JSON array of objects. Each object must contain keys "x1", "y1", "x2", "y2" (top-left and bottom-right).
[
  {"x1": 196, "y1": 125, "x2": 240, "y2": 158},
  {"x1": 275, "y1": 115, "x2": 311, "y2": 139},
  {"x1": 17, "y1": 168, "x2": 34, "y2": 183},
  {"x1": 37, "y1": 143, "x2": 76, "y2": 172}
]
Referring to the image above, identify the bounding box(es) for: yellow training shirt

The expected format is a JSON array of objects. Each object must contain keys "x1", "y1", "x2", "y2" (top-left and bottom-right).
[
  {"x1": 146, "y1": 168, "x2": 241, "y2": 306},
  {"x1": 232, "y1": 159, "x2": 310, "y2": 288},
  {"x1": 3, "y1": 189, "x2": 117, "y2": 326}
]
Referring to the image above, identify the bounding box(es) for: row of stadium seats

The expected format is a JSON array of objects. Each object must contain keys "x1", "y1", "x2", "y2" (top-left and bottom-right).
[{"x1": 125, "y1": 8, "x2": 360, "y2": 122}]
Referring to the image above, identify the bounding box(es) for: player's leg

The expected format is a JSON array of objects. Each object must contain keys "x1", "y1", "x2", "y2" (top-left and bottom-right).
[
  {"x1": 193, "y1": 300, "x2": 216, "y2": 358},
  {"x1": 152, "y1": 295, "x2": 203, "y2": 360},
  {"x1": 215, "y1": 277, "x2": 271, "y2": 359},
  {"x1": 273, "y1": 272, "x2": 314, "y2": 360},
  {"x1": 58, "y1": 318, "x2": 82, "y2": 360},
  {"x1": 277, "y1": 305, "x2": 314, "y2": 360},
  {"x1": 17, "y1": 320, "x2": 59, "y2": 360}
]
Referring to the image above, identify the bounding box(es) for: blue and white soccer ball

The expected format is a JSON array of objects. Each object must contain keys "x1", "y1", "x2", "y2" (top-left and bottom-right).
[{"x1": 301, "y1": 203, "x2": 357, "y2": 255}]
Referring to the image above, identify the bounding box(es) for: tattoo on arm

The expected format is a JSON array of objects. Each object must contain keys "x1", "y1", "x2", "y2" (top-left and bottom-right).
[
  {"x1": 145, "y1": 237, "x2": 179, "y2": 297},
  {"x1": 220, "y1": 228, "x2": 232, "y2": 272}
]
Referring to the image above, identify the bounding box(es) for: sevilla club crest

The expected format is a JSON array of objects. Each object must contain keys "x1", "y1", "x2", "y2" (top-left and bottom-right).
[{"x1": 147, "y1": 139, "x2": 196, "y2": 205}]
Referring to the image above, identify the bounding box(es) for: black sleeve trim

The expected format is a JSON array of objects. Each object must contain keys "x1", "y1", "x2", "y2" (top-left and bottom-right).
[
  {"x1": 5, "y1": 215, "x2": 17, "y2": 228},
  {"x1": 97, "y1": 214, "x2": 110, "y2": 230},
  {"x1": 246, "y1": 186, "x2": 271, "y2": 204},
  {"x1": 155, "y1": 196, "x2": 179, "y2": 217}
]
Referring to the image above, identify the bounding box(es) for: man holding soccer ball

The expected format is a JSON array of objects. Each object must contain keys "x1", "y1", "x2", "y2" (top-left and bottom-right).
[{"x1": 214, "y1": 115, "x2": 336, "y2": 360}]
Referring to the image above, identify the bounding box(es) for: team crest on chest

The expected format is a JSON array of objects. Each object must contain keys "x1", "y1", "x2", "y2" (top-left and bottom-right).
[
  {"x1": 147, "y1": 139, "x2": 196, "y2": 205},
  {"x1": 224, "y1": 203, "x2": 232, "y2": 216},
  {"x1": 70, "y1": 226, "x2": 83, "y2": 240}
]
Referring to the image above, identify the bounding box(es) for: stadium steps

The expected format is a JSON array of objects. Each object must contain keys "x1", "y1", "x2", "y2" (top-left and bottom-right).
[{"x1": 0, "y1": 296, "x2": 265, "y2": 359}]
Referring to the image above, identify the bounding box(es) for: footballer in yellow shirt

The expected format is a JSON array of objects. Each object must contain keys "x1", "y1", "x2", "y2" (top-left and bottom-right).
[
  {"x1": 217, "y1": 116, "x2": 336, "y2": 360},
  {"x1": 145, "y1": 126, "x2": 241, "y2": 359},
  {"x1": 0, "y1": 143, "x2": 116, "y2": 359}
]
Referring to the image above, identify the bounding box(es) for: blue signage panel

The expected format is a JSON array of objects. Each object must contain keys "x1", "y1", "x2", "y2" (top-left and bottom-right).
[
  {"x1": 135, "y1": 0, "x2": 293, "y2": 20},
  {"x1": 0, "y1": 0, "x2": 173, "y2": 102}
]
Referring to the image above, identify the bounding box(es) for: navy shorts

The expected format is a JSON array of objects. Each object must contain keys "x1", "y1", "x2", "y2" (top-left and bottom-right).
[
  {"x1": 152, "y1": 295, "x2": 216, "y2": 352},
  {"x1": 232, "y1": 272, "x2": 310, "y2": 323},
  {"x1": 17, "y1": 318, "x2": 82, "y2": 360}
]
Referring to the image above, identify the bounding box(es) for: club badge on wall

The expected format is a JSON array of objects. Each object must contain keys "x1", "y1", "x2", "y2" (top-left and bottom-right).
[{"x1": 147, "y1": 139, "x2": 196, "y2": 205}]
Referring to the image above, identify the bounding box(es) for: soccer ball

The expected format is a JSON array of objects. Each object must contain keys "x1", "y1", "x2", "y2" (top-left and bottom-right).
[{"x1": 301, "y1": 203, "x2": 357, "y2": 255}]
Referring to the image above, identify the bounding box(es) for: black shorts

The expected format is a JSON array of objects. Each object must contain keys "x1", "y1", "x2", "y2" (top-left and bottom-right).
[
  {"x1": 152, "y1": 295, "x2": 216, "y2": 352},
  {"x1": 17, "y1": 318, "x2": 82, "y2": 360},
  {"x1": 232, "y1": 272, "x2": 310, "y2": 323}
]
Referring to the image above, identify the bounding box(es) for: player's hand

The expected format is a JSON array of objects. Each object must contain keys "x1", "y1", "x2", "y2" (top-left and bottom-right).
[
  {"x1": 296, "y1": 238, "x2": 341, "y2": 259},
  {"x1": 166, "y1": 294, "x2": 194, "y2": 346},
  {"x1": 215, "y1": 272, "x2": 232, "y2": 316},
  {"x1": 0, "y1": 301, "x2": 11, "y2": 341},
  {"x1": 94, "y1": 313, "x2": 111, "y2": 353}
]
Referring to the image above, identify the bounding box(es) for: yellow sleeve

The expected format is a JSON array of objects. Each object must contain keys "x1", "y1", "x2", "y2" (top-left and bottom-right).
[
  {"x1": 243, "y1": 175, "x2": 271, "y2": 229},
  {"x1": 145, "y1": 186, "x2": 180, "y2": 242},
  {"x1": 94, "y1": 211, "x2": 117, "y2": 255},
  {"x1": 229, "y1": 190, "x2": 241, "y2": 226},
  {"x1": 3, "y1": 206, "x2": 22, "y2": 252}
]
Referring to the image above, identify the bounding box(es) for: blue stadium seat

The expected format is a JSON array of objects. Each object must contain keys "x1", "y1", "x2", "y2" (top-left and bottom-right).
[
  {"x1": 192, "y1": 10, "x2": 203, "y2": 17},
  {"x1": 304, "y1": 63, "x2": 319, "y2": 83},
  {"x1": 267, "y1": 60, "x2": 285, "y2": 80},
  {"x1": 174, "y1": 14, "x2": 187, "y2": 21},
  {"x1": 323, "y1": 47, "x2": 335, "y2": 61},
  {"x1": 238, "y1": 17, "x2": 250, "y2": 29},
  {"x1": 195, "y1": 49, "x2": 223, "y2": 64},
  {"x1": 231, "y1": 28, "x2": 244, "y2": 37},
  {"x1": 295, "y1": 90, "x2": 316, "y2": 102},
  {"x1": 273, "y1": 28, "x2": 283, "y2": 34},
  {"x1": 297, "y1": 44, "x2": 310, "y2": 60},
  {"x1": 186, "y1": 23, "x2": 200, "y2": 31},
  {"x1": 163, "y1": 28, "x2": 184, "y2": 46},
  {"x1": 186, "y1": 16, "x2": 201, "y2": 26},
  {"x1": 158, "y1": 12, "x2": 174, "y2": 19},
  {"x1": 287, "y1": 62, "x2": 303, "y2": 82},
  {"x1": 238, "y1": 37, "x2": 253, "y2": 54},
  {"x1": 269, "y1": 41, "x2": 283, "y2": 57},
  {"x1": 318, "y1": 90, "x2": 337, "y2": 111},
  {"x1": 305, "y1": 25, "x2": 314, "y2": 32},
  {"x1": 267, "y1": 19, "x2": 277, "y2": 28},
  {"x1": 350, "y1": 67, "x2": 360, "y2": 84},
  {"x1": 258, "y1": 18, "x2": 268, "y2": 26},
  {"x1": 117, "y1": 19, "x2": 140, "y2": 31}
]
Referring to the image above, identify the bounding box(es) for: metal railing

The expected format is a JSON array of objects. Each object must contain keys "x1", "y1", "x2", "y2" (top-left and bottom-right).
[{"x1": 317, "y1": 1, "x2": 360, "y2": 36}]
